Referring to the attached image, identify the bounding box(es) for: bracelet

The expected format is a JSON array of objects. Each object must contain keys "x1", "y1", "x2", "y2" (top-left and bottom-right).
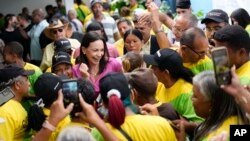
[
  {"x1": 155, "y1": 28, "x2": 164, "y2": 34},
  {"x1": 42, "y1": 120, "x2": 56, "y2": 132}
]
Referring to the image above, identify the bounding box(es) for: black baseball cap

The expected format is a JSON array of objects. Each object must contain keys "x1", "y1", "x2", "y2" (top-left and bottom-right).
[
  {"x1": 34, "y1": 73, "x2": 62, "y2": 106},
  {"x1": 54, "y1": 38, "x2": 72, "y2": 53},
  {"x1": 100, "y1": 72, "x2": 131, "y2": 103},
  {"x1": 0, "y1": 64, "x2": 34, "y2": 85},
  {"x1": 176, "y1": 0, "x2": 191, "y2": 9},
  {"x1": 52, "y1": 51, "x2": 72, "y2": 69},
  {"x1": 201, "y1": 9, "x2": 229, "y2": 24},
  {"x1": 143, "y1": 48, "x2": 183, "y2": 70}
]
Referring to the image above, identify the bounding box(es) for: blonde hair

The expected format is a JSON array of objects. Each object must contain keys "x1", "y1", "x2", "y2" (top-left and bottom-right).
[{"x1": 122, "y1": 51, "x2": 144, "y2": 72}]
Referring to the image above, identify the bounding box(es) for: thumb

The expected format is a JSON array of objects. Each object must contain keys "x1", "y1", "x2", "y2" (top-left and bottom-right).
[{"x1": 66, "y1": 103, "x2": 74, "y2": 114}]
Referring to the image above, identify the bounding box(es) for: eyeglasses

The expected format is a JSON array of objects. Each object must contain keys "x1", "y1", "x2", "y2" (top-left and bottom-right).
[
  {"x1": 51, "y1": 28, "x2": 63, "y2": 34},
  {"x1": 185, "y1": 44, "x2": 207, "y2": 58}
]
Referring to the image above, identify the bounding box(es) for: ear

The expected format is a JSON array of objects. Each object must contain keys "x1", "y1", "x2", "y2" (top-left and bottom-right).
[
  {"x1": 81, "y1": 47, "x2": 86, "y2": 54},
  {"x1": 239, "y1": 48, "x2": 247, "y2": 56},
  {"x1": 130, "y1": 88, "x2": 138, "y2": 102},
  {"x1": 164, "y1": 69, "x2": 170, "y2": 75}
]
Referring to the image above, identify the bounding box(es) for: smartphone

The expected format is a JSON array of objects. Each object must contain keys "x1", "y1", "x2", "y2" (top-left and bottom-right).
[
  {"x1": 0, "y1": 87, "x2": 15, "y2": 106},
  {"x1": 61, "y1": 79, "x2": 80, "y2": 114},
  {"x1": 211, "y1": 47, "x2": 231, "y2": 85}
]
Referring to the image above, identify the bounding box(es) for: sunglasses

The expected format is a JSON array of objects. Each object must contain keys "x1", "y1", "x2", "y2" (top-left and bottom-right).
[{"x1": 51, "y1": 28, "x2": 63, "y2": 34}]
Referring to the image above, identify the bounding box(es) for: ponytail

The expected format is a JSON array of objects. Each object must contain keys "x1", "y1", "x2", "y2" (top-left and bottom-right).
[
  {"x1": 180, "y1": 67, "x2": 194, "y2": 84},
  {"x1": 107, "y1": 90, "x2": 126, "y2": 129},
  {"x1": 122, "y1": 58, "x2": 131, "y2": 72},
  {"x1": 27, "y1": 100, "x2": 46, "y2": 131}
]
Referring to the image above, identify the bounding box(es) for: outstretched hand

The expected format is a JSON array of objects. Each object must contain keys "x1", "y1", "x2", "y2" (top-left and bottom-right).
[{"x1": 75, "y1": 94, "x2": 102, "y2": 126}]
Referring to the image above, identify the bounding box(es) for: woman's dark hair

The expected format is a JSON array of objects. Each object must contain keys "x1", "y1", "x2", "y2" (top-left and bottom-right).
[
  {"x1": 231, "y1": 8, "x2": 250, "y2": 29},
  {"x1": 157, "y1": 49, "x2": 194, "y2": 83},
  {"x1": 86, "y1": 21, "x2": 108, "y2": 42},
  {"x1": 27, "y1": 73, "x2": 62, "y2": 131},
  {"x1": 78, "y1": 31, "x2": 109, "y2": 75},
  {"x1": 123, "y1": 29, "x2": 143, "y2": 54},
  {"x1": 193, "y1": 71, "x2": 249, "y2": 140}
]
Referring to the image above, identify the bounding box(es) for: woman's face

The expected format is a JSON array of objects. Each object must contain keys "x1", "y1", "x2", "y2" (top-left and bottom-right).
[
  {"x1": 83, "y1": 40, "x2": 104, "y2": 66},
  {"x1": 124, "y1": 34, "x2": 144, "y2": 53},
  {"x1": 53, "y1": 64, "x2": 73, "y2": 78},
  {"x1": 191, "y1": 85, "x2": 211, "y2": 118}
]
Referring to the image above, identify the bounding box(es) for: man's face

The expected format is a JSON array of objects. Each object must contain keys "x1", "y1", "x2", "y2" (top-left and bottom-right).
[
  {"x1": 51, "y1": 27, "x2": 65, "y2": 40},
  {"x1": 214, "y1": 40, "x2": 237, "y2": 67},
  {"x1": 134, "y1": 21, "x2": 151, "y2": 42},
  {"x1": 3, "y1": 48, "x2": 15, "y2": 64},
  {"x1": 92, "y1": 3, "x2": 103, "y2": 17},
  {"x1": 205, "y1": 22, "x2": 227, "y2": 40},
  {"x1": 176, "y1": 8, "x2": 192, "y2": 15},
  {"x1": 172, "y1": 18, "x2": 189, "y2": 41},
  {"x1": 118, "y1": 21, "x2": 132, "y2": 38},
  {"x1": 182, "y1": 36, "x2": 209, "y2": 63}
]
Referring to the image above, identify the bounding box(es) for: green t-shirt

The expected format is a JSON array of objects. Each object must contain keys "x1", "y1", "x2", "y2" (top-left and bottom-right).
[{"x1": 183, "y1": 56, "x2": 213, "y2": 75}]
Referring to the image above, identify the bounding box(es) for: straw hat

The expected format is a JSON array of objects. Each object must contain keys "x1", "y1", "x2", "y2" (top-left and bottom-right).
[{"x1": 44, "y1": 19, "x2": 67, "y2": 40}]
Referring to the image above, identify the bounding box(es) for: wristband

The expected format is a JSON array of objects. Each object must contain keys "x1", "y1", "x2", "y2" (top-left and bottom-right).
[
  {"x1": 42, "y1": 120, "x2": 56, "y2": 132},
  {"x1": 155, "y1": 28, "x2": 164, "y2": 34}
]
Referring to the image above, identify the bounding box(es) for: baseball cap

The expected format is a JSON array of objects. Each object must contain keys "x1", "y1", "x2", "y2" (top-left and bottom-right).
[
  {"x1": 143, "y1": 48, "x2": 183, "y2": 70},
  {"x1": 201, "y1": 9, "x2": 229, "y2": 24},
  {"x1": 0, "y1": 64, "x2": 34, "y2": 86},
  {"x1": 52, "y1": 51, "x2": 72, "y2": 69},
  {"x1": 54, "y1": 38, "x2": 72, "y2": 53},
  {"x1": 90, "y1": 0, "x2": 102, "y2": 8},
  {"x1": 100, "y1": 72, "x2": 131, "y2": 102},
  {"x1": 125, "y1": 68, "x2": 158, "y2": 96},
  {"x1": 176, "y1": 0, "x2": 191, "y2": 9},
  {"x1": 34, "y1": 73, "x2": 62, "y2": 106}
]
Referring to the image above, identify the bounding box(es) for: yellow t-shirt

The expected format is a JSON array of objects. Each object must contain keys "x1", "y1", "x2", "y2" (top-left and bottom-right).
[
  {"x1": 156, "y1": 80, "x2": 203, "y2": 122},
  {"x1": 114, "y1": 38, "x2": 124, "y2": 56},
  {"x1": 43, "y1": 108, "x2": 71, "y2": 141},
  {"x1": 0, "y1": 100, "x2": 29, "y2": 141},
  {"x1": 24, "y1": 62, "x2": 43, "y2": 95},
  {"x1": 156, "y1": 80, "x2": 192, "y2": 103},
  {"x1": 92, "y1": 114, "x2": 177, "y2": 141},
  {"x1": 201, "y1": 116, "x2": 243, "y2": 141},
  {"x1": 183, "y1": 56, "x2": 213, "y2": 75},
  {"x1": 236, "y1": 60, "x2": 250, "y2": 85}
]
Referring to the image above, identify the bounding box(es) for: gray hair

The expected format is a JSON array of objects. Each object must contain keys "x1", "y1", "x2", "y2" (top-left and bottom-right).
[
  {"x1": 176, "y1": 13, "x2": 198, "y2": 28},
  {"x1": 57, "y1": 126, "x2": 96, "y2": 141},
  {"x1": 193, "y1": 71, "x2": 216, "y2": 101}
]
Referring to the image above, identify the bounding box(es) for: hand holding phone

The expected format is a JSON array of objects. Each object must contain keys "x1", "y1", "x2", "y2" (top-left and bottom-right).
[
  {"x1": 61, "y1": 79, "x2": 80, "y2": 115},
  {"x1": 211, "y1": 46, "x2": 231, "y2": 85}
]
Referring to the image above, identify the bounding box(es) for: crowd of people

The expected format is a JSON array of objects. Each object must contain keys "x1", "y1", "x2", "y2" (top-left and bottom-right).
[{"x1": 0, "y1": 0, "x2": 250, "y2": 141}]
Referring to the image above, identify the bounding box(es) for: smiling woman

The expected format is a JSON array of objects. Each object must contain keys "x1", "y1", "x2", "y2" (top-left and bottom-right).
[{"x1": 73, "y1": 32, "x2": 122, "y2": 97}]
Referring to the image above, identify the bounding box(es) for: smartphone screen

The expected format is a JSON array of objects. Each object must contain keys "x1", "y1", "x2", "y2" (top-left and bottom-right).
[
  {"x1": 0, "y1": 87, "x2": 15, "y2": 106},
  {"x1": 211, "y1": 47, "x2": 231, "y2": 85},
  {"x1": 62, "y1": 79, "x2": 78, "y2": 105}
]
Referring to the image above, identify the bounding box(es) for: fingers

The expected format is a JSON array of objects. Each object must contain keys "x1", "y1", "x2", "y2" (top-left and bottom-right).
[
  {"x1": 230, "y1": 65, "x2": 236, "y2": 78},
  {"x1": 57, "y1": 90, "x2": 63, "y2": 102},
  {"x1": 79, "y1": 94, "x2": 86, "y2": 108},
  {"x1": 65, "y1": 103, "x2": 74, "y2": 114}
]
